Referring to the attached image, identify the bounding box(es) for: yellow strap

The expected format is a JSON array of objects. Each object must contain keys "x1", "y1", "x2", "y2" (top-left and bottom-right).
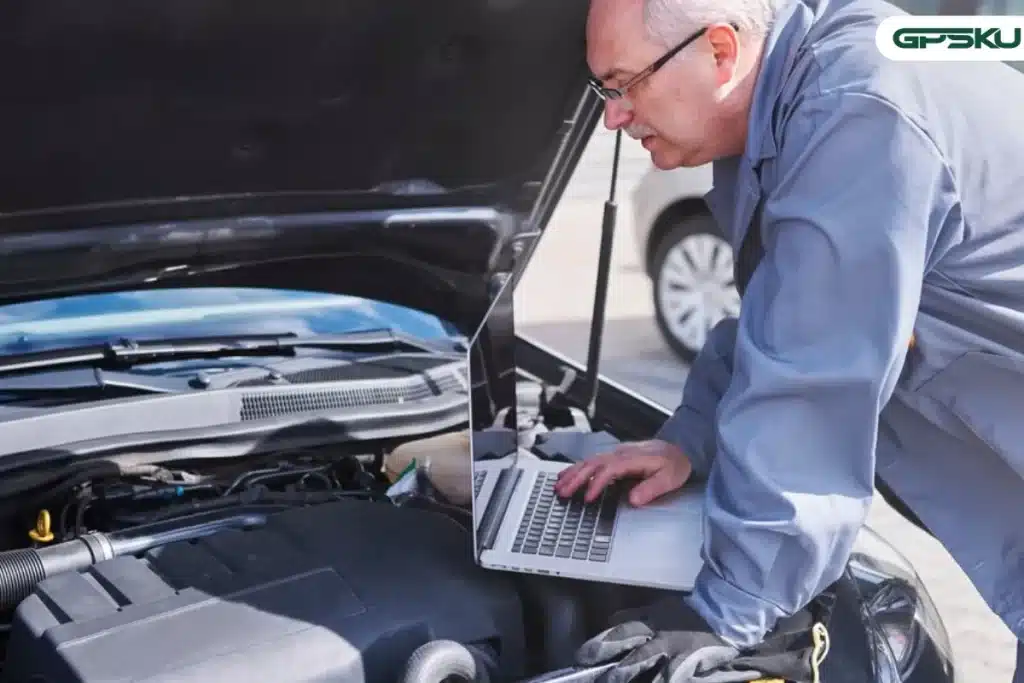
[
  {"x1": 810, "y1": 622, "x2": 831, "y2": 682},
  {"x1": 750, "y1": 622, "x2": 830, "y2": 683}
]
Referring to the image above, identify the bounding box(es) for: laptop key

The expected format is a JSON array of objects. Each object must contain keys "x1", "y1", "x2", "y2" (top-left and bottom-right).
[{"x1": 508, "y1": 472, "x2": 620, "y2": 563}]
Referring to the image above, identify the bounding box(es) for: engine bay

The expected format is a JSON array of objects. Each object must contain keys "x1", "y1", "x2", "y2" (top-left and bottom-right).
[
  {"x1": 5, "y1": 497, "x2": 526, "y2": 683},
  {"x1": 0, "y1": 383, "x2": 654, "y2": 683}
]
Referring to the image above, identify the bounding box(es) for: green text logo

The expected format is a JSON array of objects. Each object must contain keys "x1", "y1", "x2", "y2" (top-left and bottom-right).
[
  {"x1": 892, "y1": 27, "x2": 1021, "y2": 49},
  {"x1": 877, "y1": 15, "x2": 1024, "y2": 61}
]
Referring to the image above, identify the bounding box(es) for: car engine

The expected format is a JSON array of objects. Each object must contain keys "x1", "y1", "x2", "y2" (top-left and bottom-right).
[
  {"x1": 0, "y1": 387, "x2": 630, "y2": 683},
  {"x1": 3, "y1": 498, "x2": 525, "y2": 683}
]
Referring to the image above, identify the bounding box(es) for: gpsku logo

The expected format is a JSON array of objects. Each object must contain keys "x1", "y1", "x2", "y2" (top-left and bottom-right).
[{"x1": 876, "y1": 15, "x2": 1024, "y2": 61}]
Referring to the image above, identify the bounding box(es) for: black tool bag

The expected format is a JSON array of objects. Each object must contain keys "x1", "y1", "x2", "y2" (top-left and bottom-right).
[{"x1": 728, "y1": 581, "x2": 838, "y2": 683}]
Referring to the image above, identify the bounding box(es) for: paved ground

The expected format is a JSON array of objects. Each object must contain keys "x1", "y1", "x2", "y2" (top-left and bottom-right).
[{"x1": 515, "y1": 126, "x2": 1018, "y2": 681}]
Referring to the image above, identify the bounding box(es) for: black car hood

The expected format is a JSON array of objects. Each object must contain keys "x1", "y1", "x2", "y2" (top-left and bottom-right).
[{"x1": 0, "y1": 0, "x2": 602, "y2": 337}]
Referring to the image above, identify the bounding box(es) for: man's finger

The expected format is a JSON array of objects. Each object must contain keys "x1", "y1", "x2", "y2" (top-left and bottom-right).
[
  {"x1": 555, "y1": 461, "x2": 585, "y2": 486},
  {"x1": 627, "y1": 464, "x2": 689, "y2": 506},
  {"x1": 626, "y1": 470, "x2": 672, "y2": 506},
  {"x1": 555, "y1": 457, "x2": 606, "y2": 496},
  {"x1": 584, "y1": 458, "x2": 634, "y2": 502},
  {"x1": 585, "y1": 454, "x2": 662, "y2": 502}
]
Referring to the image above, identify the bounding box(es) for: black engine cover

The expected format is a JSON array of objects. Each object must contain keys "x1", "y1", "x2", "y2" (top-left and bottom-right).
[{"x1": 3, "y1": 499, "x2": 525, "y2": 683}]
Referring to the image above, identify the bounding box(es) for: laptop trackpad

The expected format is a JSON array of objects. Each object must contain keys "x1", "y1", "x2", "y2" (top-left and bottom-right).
[{"x1": 617, "y1": 496, "x2": 705, "y2": 556}]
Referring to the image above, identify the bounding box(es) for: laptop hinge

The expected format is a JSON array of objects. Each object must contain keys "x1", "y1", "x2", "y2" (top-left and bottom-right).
[{"x1": 477, "y1": 467, "x2": 524, "y2": 550}]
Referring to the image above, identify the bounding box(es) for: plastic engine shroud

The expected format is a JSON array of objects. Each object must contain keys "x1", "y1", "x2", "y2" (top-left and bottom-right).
[{"x1": 2, "y1": 498, "x2": 525, "y2": 683}]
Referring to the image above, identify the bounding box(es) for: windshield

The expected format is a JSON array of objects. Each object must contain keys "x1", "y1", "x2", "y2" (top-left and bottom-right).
[
  {"x1": 0, "y1": 287, "x2": 463, "y2": 356},
  {"x1": 0, "y1": 286, "x2": 475, "y2": 496}
]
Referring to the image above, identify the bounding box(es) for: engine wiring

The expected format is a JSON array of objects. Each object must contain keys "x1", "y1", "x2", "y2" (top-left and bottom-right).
[{"x1": 16, "y1": 448, "x2": 394, "y2": 545}]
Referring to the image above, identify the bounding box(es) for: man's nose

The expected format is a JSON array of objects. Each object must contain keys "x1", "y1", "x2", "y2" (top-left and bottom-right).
[{"x1": 603, "y1": 99, "x2": 633, "y2": 130}]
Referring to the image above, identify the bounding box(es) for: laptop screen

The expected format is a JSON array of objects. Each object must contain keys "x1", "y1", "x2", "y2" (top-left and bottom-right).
[
  {"x1": 466, "y1": 272, "x2": 523, "y2": 562},
  {"x1": 462, "y1": 259, "x2": 629, "y2": 564}
]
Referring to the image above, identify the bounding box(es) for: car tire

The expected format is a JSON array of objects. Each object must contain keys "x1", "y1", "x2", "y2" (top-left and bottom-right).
[{"x1": 651, "y1": 213, "x2": 741, "y2": 364}]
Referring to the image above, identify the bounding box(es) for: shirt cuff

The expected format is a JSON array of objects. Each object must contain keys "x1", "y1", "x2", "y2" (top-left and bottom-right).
[
  {"x1": 654, "y1": 406, "x2": 715, "y2": 480},
  {"x1": 684, "y1": 565, "x2": 787, "y2": 648}
]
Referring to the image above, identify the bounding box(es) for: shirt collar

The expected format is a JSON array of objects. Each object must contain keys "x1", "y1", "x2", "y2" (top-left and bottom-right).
[{"x1": 744, "y1": 0, "x2": 825, "y2": 163}]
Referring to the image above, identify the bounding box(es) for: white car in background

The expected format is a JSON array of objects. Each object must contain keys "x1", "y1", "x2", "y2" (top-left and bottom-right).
[{"x1": 630, "y1": 163, "x2": 737, "y2": 363}]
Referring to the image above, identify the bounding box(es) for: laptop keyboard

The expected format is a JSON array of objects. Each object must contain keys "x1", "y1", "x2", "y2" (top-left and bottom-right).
[
  {"x1": 511, "y1": 472, "x2": 619, "y2": 562},
  {"x1": 474, "y1": 470, "x2": 486, "y2": 498}
]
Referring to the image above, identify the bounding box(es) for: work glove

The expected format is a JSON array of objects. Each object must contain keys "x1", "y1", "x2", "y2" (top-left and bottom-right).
[{"x1": 575, "y1": 591, "x2": 833, "y2": 683}]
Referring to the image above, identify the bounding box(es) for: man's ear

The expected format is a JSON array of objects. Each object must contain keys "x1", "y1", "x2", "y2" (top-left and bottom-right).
[{"x1": 705, "y1": 22, "x2": 740, "y2": 85}]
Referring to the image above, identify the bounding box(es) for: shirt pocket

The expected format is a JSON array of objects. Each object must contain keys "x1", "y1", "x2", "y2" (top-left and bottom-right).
[{"x1": 914, "y1": 350, "x2": 1024, "y2": 474}]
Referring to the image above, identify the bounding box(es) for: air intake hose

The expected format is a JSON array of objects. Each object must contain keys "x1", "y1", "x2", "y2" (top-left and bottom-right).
[
  {"x1": 402, "y1": 640, "x2": 479, "y2": 683},
  {"x1": 0, "y1": 508, "x2": 270, "y2": 611}
]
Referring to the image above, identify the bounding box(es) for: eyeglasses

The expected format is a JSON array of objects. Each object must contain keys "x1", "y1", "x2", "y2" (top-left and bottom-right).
[{"x1": 587, "y1": 23, "x2": 739, "y2": 102}]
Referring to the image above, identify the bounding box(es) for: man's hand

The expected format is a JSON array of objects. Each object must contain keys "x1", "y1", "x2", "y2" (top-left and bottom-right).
[{"x1": 553, "y1": 439, "x2": 693, "y2": 506}]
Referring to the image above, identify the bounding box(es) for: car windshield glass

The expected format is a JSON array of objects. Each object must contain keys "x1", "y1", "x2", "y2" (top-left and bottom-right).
[
  {"x1": 0, "y1": 287, "x2": 466, "y2": 406},
  {"x1": 0, "y1": 287, "x2": 463, "y2": 358}
]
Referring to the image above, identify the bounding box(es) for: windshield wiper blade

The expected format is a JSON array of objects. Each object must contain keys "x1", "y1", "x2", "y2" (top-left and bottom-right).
[
  {"x1": 0, "y1": 368, "x2": 191, "y2": 397},
  {"x1": 0, "y1": 330, "x2": 446, "y2": 376}
]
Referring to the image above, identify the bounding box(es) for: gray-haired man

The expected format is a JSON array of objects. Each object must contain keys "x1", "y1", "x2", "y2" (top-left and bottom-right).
[{"x1": 557, "y1": 0, "x2": 1024, "y2": 680}]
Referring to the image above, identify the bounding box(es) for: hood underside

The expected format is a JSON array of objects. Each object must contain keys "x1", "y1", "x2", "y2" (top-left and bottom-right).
[
  {"x1": 3, "y1": 0, "x2": 595, "y2": 217},
  {"x1": 0, "y1": 0, "x2": 602, "y2": 334}
]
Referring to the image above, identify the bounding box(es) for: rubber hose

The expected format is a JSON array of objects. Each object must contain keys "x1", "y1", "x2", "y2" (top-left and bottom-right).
[
  {"x1": 402, "y1": 640, "x2": 478, "y2": 683},
  {"x1": 0, "y1": 508, "x2": 270, "y2": 611},
  {"x1": 0, "y1": 549, "x2": 45, "y2": 611}
]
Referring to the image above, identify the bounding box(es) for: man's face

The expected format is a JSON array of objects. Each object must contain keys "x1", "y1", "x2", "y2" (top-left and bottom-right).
[{"x1": 586, "y1": 0, "x2": 744, "y2": 168}]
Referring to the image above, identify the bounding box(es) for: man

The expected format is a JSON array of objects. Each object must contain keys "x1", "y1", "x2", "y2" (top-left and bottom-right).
[{"x1": 555, "y1": 0, "x2": 1024, "y2": 680}]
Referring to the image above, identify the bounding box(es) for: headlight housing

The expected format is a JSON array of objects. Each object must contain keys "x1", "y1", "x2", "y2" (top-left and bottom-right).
[{"x1": 847, "y1": 526, "x2": 955, "y2": 682}]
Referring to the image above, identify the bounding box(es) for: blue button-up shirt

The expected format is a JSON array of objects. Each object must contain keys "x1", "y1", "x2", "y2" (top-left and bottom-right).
[{"x1": 656, "y1": 0, "x2": 1024, "y2": 647}]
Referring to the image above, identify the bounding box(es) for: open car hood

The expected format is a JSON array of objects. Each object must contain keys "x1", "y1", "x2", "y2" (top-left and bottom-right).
[{"x1": 0, "y1": 0, "x2": 602, "y2": 336}]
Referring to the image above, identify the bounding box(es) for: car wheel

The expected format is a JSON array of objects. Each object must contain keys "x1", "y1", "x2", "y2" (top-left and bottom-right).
[{"x1": 651, "y1": 214, "x2": 740, "y2": 363}]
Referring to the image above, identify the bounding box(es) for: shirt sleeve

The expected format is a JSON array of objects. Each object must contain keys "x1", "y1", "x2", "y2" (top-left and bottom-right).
[
  {"x1": 684, "y1": 92, "x2": 958, "y2": 647},
  {"x1": 656, "y1": 317, "x2": 738, "y2": 480}
]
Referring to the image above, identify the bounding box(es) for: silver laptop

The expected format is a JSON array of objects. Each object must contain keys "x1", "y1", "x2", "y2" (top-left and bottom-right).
[{"x1": 466, "y1": 286, "x2": 708, "y2": 591}]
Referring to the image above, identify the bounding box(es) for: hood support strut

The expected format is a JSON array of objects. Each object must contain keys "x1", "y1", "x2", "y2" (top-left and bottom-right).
[{"x1": 582, "y1": 130, "x2": 622, "y2": 419}]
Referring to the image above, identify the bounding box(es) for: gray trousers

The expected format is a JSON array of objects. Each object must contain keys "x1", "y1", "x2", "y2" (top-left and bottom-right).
[{"x1": 1015, "y1": 641, "x2": 1024, "y2": 683}]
